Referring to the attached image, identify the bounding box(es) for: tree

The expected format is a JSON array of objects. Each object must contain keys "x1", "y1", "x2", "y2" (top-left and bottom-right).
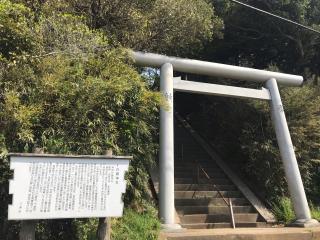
[
  {"x1": 0, "y1": 1, "x2": 163, "y2": 238},
  {"x1": 13, "y1": 0, "x2": 223, "y2": 57},
  {"x1": 0, "y1": 0, "x2": 36, "y2": 58},
  {"x1": 206, "y1": 0, "x2": 320, "y2": 84},
  {"x1": 239, "y1": 84, "x2": 320, "y2": 202},
  {"x1": 176, "y1": 82, "x2": 320, "y2": 204}
]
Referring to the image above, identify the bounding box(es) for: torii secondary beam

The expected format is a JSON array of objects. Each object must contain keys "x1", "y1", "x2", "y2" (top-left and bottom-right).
[{"x1": 173, "y1": 79, "x2": 271, "y2": 100}]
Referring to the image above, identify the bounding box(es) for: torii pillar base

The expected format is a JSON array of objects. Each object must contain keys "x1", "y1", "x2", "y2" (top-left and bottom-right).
[
  {"x1": 287, "y1": 219, "x2": 319, "y2": 228},
  {"x1": 161, "y1": 224, "x2": 185, "y2": 233}
]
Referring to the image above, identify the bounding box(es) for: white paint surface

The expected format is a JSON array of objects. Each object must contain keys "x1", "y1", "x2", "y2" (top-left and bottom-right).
[
  {"x1": 159, "y1": 63, "x2": 175, "y2": 225},
  {"x1": 8, "y1": 156, "x2": 130, "y2": 220},
  {"x1": 132, "y1": 51, "x2": 303, "y2": 86},
  {"x1": 173, "y1": 79, "x2": 271, "y2": 100}
]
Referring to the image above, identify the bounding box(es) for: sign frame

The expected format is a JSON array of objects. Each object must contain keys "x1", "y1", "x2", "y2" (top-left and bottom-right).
[{"x1": 8, "y1": 153, "x2": 132, "y2": 220}]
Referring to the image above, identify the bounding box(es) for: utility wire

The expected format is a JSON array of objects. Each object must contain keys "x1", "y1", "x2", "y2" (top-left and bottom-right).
[{"x1": 228, "y1": 0, "x2": 320, "y2": 35}]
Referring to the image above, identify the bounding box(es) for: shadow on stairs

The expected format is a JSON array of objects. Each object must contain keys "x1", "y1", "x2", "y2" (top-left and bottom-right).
[{"x1": 173, "y1": 113, "x2": 275, "y2": 229}]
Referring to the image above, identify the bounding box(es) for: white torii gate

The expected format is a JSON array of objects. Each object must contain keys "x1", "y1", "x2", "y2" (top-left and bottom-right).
[{"x1": 131, "y1": 51, "x2": 319, "y2": 229}]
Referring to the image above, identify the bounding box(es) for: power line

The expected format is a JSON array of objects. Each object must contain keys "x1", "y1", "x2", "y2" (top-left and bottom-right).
[{"x1": 228, "y1": 0, "x2": 320, "y2": 35}]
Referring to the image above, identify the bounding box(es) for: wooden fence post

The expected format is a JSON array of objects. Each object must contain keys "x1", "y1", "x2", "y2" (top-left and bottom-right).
[
  {"x1": 97, "y1": 149, "x2": 113, "y2": 240},
  {"x1": 19, "y1": 148, "x2": 44, "y2": 240},
  {"x1": 19, "y1": 221, "x2": 36, "y2": 240}
]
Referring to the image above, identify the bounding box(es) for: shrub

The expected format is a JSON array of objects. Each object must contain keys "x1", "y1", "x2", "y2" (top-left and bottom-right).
[
  {"x1": 0, "y1": 0, "x2": 36, "y2": 58},
  {"x1": 272, "y1": 197, "x2": 295, "y2": 224},
  {"x1": 111, "y1": 205, "x2": 160, "y2": 240},
  {"x1": 310, "y1": 204, "x2": 320, "y2": 221},
  {"x1": 0, "y1": 3, "x2": 163, "y2": 238},
  {"x1": 272, "y1": 197, "x2": 320, "y2": 223},
  {"x1": 187, "y1": 83, "x2": 320, "y2": 202},
  {"x1": 241, "y1": 84, "x2": 320, "y2": 201}
]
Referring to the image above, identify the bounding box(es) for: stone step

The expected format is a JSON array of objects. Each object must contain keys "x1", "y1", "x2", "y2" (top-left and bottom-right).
[
  {"x1": 180, "y1": 222, "x2": 267, "y2": 229},
  {"x1": 174, "y1": 164, "x2": 216, "y2": 169},
  {"x1": 175, "y1": 143, "x2": 203, "y2": 146},
  {"x1": 174, "y1": 147, "x2": 206, "y2": 153},
  {"x1": 174, "y1": 139, "x2": 197, "y2": 144},
  {"x1": 175, "y1": 166, "x2": 220, "y2": 172},
  {"x1": 170, "y1": 119, "x2": 269, "y2": 231},
  {"x1": 175, "y1": 191, "x2": 241, "y2": 199},
  {"x1": 175, "y1": 155, "x2": 210, "y2": 160},
  {"x1": 174, "y1": 145, "x2": 206, "y2": 150},
  {"x1": 174, "y1": 151, "x2": 207, "y2": 155},
  {"x1": 175, "y1": 198, "x2": 249, "y2": 206},
  {"x1": 175, "y1": 162, "x2": 218, "y2": 167},
  {"x1": 175, "y1": 168, "x2": 223, "y2": 173},
  {"x1": 174, "y1": 136, "x2": 194, "y2": 139},
  {"x1": 175, "y1": 170, "x2": 222, "y2": 176},
  {"x1": 175, "y1": 158, "x2": 213, "y2": 163},
  {"x1": 175, "y1": 171, "x2": 225, "y2": 178},
  {"x1": 176, "y1": 206, "x2": 254, "y2": 215},
  {"x1": 175, "y1": 178, "x2": 230, "y2": 184},
  {"x1": 175, "y1": 184, "x2": 237, "y2": 191},
  {"x1": 175, "y1": 151, "x2": 209, "y2": 155},
  {"x1": 174, "y1": 142, "x2": 200, "y2": 146},
  {"x1": 180, "y1": 213, "x2": 259, "y2": 224},
  {"x1": 175, "y1": 157, "x2": 211, "y2": 162},
  {"x1": 175, "y1": 165, "x2": 220, "y2": 170},
  {"x1": 174, "y1": 151, "x2": 208, "y2": 155}
]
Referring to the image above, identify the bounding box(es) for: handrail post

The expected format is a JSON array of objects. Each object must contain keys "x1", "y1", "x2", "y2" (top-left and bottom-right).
[
  {"x1": 197, "y1": 164, "x2": 200, "y2": 184},
  {"x1": 229, "y1": 198, "x2": 236, "y2": 229}
]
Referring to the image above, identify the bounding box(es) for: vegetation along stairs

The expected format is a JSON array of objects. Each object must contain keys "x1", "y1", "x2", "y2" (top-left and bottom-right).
[{"x1": 172, "y1": 113, "x2": 275, "y2": 229}]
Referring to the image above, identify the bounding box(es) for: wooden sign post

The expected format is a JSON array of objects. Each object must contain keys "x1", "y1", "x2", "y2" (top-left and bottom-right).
[
  {"x1": 19, "y1": 148, "x2": 43, "y2": 240},
  {"x1": 97, "y1": 149, "x2": 113, "y2": 240}
]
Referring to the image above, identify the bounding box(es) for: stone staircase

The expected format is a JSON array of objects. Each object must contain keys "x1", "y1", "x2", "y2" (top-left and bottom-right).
[{"x1": 174, "y1": 118, "x2": 269, "y2": 229}]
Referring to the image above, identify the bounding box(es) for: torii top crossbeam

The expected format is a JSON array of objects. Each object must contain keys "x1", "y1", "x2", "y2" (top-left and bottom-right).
[{"x1": 131, "y1": 51, "x2": 303, "y2": 87}]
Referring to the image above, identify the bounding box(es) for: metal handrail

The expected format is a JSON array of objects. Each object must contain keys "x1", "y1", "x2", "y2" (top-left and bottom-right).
[
  {"x1": 178, "y1": 119, "x2": 236, "y2": 229},
  {"x1": 196, "y1": 162, "x2": 236, "y2": 229},
  {"x1": 197, "y1": 164, "x2": 229, "y2": 205}
]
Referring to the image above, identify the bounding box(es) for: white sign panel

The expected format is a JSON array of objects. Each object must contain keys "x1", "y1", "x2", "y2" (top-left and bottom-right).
[{"x1": 8, "y1": 154, "x2": 130, "y2": 220}]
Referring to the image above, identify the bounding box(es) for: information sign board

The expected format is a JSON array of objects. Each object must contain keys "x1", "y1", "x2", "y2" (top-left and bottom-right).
[{"x1": 8, "y1": 154, "x2": 131, "y2": 220}]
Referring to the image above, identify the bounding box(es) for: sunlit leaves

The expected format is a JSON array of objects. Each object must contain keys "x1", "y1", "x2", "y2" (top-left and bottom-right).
[{"x1": 0, "y1": 0, "x2": 36, "y2": 58}]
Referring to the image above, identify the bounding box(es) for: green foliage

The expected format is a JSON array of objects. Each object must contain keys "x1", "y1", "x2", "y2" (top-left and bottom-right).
[
  {"x1": 0, "y1": 49, "x2": 163, "y2": 233},
  {"x1": 73, "y1": 219, "x2": 98, "y2": 240},
  {"x1": 240, "y1": 84, "x2": 320, "y2": 200},
  {"x1": 54, "y1": 0, "x2": 223, "y2": 56},
  {"x1": 36, "y1": 218, "x2": 98, "y2": 240},
  {"x1": 311, "y1": 206, "x2": 320, "y2": 221},
  {"x1": 36, "y1": 206, "x2": 161, "y2": 240},
  {"x1": 0, "y1": 0, "x2": 36, "y2": 58},
  {"x1": 0, "y1": 2, "x2": 163, "y2": 239},
  {"x1": 1, "y1": 0, "x2": 320, "y2": 238},
  {"x1": 35, "y1": 219, "x2": 78, "y2": 240},
  {"x1": 179, "y1": 83, "x2": 320, "y2": 204},
  {"x1": 206, "y1": 0, "x2": 320, "y2": 84},
  {"x1": 111, "y1": 205, "x2": 160, "y2": 240},
  {"x1": 272, "y1": 198, "x2": 320, "y2": 223},
  {"x1": 272, "y1": 197, "x2": 295, "y2": 224},
  {"x1": 146, "y1": 0, "x2": 223, "y2": 56},
  {"x1": 37, "y1": 13, "x2": 108, "y2": 55}
]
